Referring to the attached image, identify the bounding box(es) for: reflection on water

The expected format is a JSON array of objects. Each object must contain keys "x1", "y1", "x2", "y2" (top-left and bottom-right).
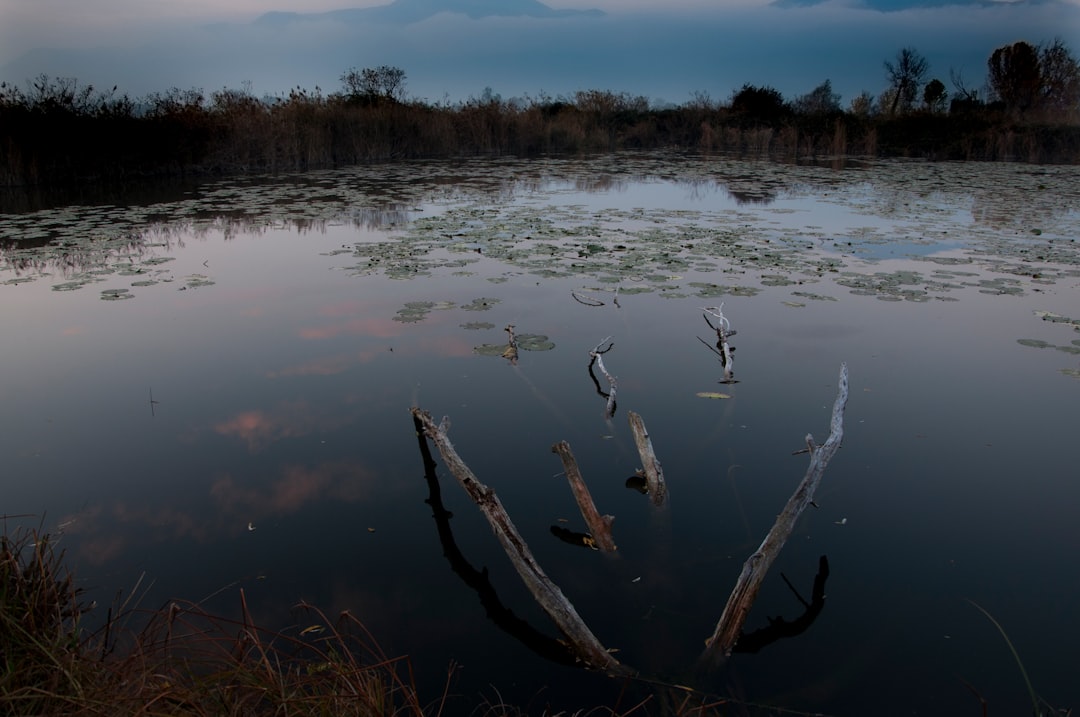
[{"x1": 1, "y1": 151, "x2": 1079, "y2": 716}]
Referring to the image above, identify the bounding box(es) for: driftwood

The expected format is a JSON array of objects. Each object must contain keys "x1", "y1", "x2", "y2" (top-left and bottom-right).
[
  {"x1": 501, "y1": 324, "x2": 519, "y2": 364},
  {"x1": 701, "y1": 305, "x2": 737, "y2": 384},
  {"x1": 411, "y1": 407, "x2": 628, "y2": 675},
  {"x1": 627, "y1": 411, "x2": 668, "y2": 506},
  {"x1": 551, "y1": 440, "x2": 617, "y2": 552},
  {"x1": 587, "y1": 338, "x2": 617, "y2": 419},
  {"x1": 412, "y1": 413, "x2": 579, "y2": 667},
  {"x1": 702, "y1": 362, "x2": 849, "y2": 664}
]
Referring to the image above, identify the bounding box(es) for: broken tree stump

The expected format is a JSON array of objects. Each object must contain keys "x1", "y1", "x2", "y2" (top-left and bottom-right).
[
  {"x1": 551, "y1": 440, "x2": 617, "y2": 552},
  {"x1": 411, "y1": 407, "x2": 629, "y2": 675},
  {"x1": 701, "y1": 362, "x2": 849, "y2": 665},
  {"x1": 628, "y1": 411, "x2": 668, "y2": 506}
]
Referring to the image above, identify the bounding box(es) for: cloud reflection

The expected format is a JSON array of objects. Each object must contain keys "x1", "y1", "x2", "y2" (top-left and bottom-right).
[
  {"x1": 211, "y1": 400, "x2": 358, "y2": 451},
  {"x1": 298, "y1": 318, "x2": 403, "y2": 340},
  {"x1": 62, "y1": 459, "x2": 378, "y2": 568}
]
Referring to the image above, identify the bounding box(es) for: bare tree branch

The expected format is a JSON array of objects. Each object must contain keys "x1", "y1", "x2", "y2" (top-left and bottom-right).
[
  {"x1": 627, "y1": 411, "x2": 668, "y2": 506},
  {"x1": 702, "y1": 362, "x2": 848, "y2": 664},
  {"x1": 411, "y1": 408, "x2": 629, "y2": 675},
  {"x1": 551, "y1": 441, "x2": 617, "y2": 552}
]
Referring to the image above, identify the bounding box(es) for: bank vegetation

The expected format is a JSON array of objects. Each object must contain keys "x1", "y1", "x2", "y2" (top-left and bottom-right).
[{"x1": 1, "y1": 40, "x2": 1078, "y2": 186}]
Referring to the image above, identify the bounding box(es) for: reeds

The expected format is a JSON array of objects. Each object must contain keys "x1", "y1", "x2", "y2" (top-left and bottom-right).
[
  {"x1": 3, "y1": 74, "x2": 1079, "y2": 189},
  {"x1": 0, "y1": 525, "x2": 444, "y2": 716}
]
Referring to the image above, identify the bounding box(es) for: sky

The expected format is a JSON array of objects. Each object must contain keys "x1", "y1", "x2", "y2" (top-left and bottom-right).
[{"x1": 1, "y1": 0, "x2": 1077, "y2": 107}]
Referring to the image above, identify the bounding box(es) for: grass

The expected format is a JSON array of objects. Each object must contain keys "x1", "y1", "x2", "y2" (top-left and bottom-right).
[
  {"x1": 965, "y1": 599, "x2": 1071, "y2": 717},
  {"x1": 0, "y1": 524, "x2": 446, "y2": 716}
]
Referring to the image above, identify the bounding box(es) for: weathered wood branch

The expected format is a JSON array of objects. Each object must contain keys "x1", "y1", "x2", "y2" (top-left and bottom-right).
[
  {"x1": 701, "y1": 362, "x2": 848, "y2": 664},
  {"x1": 411, "y1": 407, "x2": 628, "y2": 675},
  {"x1": 588, "y1": 338, "x2": 617, "y2": 419},
  {"x1": 551, "y1": 440, "x2": 617, "y2": 552},
  {"x1": 627, "y1": 411, "x2": 668, "y2": 506},
  {"x1": 702, "y1": 306, "x2": 736, "y2": 384},
  {"x1": 501, "y1": 324, "x2": 519, "y2": 364}
]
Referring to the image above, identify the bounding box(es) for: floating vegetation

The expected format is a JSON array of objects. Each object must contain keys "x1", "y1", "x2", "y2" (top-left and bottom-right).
[
  {"x1": 100, "y1": 288, "x2": 133, "y2": 301},
  {"x1": 688, "y1": 282, "x2": 761, "y2": 298},
  {"x1": 3, "y1": 153, "x2": 1080, "y2": 329},
  {"x1": 1034, "y1": 311, "x2": 1080, "y2": 329},
  {"x1": 696, "y1": 392, "x2": 732, "y2": 399},
  {"x1": 1017, "y1": 339, "x2": 1052, "y2": 349},
  {"x1": 516, "y1": 334, "x2": 555, "y2": 352},
  {"x1": 394, "y1": 301, "x2": 437, "y2": 323},
  {"x1": 461, "y1": 297, "x2": 500, "y2": 311},
  {"x1": 791, "y1": 291, "x2": 837, "y2": 302},
  {"x1": 473, "y1": 332, "x2": 554, "y2": 357},
  {"x1": 460, "y1": 322, "x2": 495, "y2": 330},
  {"x1": 52, "y1": 280, "x2": 91, "y2": 292}
]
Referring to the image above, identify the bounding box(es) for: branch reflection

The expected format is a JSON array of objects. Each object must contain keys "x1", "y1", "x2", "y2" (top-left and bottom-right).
[
  {"x1": 732, "y1": 555, "x2": 830, "y2": 654},
  {"x1": 411, "y1": 414, "x2": 577, "y2": 667}
]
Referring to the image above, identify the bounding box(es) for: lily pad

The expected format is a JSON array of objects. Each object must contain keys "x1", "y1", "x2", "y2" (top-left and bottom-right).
[
  {"x1": 100, "y1": 288, "x2": 133, "y2": 301},
  {"x1": 696, "y1": 392, "x2": 732, "y2": 399},
  {"x1": 461, "y1": 297, "x2": 501, "y2": 311},
  {"x1": 516, "y1": 334, "x2": 555, "y2": 351}
]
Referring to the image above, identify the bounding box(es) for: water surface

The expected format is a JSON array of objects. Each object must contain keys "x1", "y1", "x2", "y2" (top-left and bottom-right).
[{"x1": 2, "y1": 152, "x2": 1079, "y2": 715}]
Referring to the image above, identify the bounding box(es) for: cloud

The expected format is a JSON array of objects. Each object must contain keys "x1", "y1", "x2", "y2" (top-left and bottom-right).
[{"x1": 1, "y1": 0, "x2": 1076, "y2": 107}]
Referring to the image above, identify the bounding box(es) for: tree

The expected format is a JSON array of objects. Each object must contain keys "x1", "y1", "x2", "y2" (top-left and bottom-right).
[
  {"x1": 1037, "y1": 38, "x2": 1080, "y2": 113},
  {"x1": 793, "y1": 79, "x2": 841, "y2": 115},
  {"x1": 884, "y1": 47, "x2": 929, "y2": 115},
  {"x1": 988, "y1": 41, "x2": 1042, "y2": 113},
  {"x1": 730, "y1": 84, "x2": 789, "y2": 123},
  {"x1": 340, "y1": 65, "x2": 407, "y2": 104},
  {"x1": 923, "y1": 78, "x2": 947, "y2": 113},
  {"x1": 848, "y1": 91, "x2": 875, "y2": 117}
]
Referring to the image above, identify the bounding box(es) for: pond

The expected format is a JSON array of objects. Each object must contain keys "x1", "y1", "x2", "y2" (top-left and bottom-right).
[{"x1": 2, "y1": 151, "x2": 1079, "y2": 715}]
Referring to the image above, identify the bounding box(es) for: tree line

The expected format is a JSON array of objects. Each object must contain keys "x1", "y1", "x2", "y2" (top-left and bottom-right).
[{"x1": 1, "y1": 39, "x2": 1078, "y2": 189}]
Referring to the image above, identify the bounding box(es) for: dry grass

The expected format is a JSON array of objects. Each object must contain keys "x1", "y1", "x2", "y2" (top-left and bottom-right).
[
  {"x1": 3, "y1": 74, "x2": 1079, "y2": 188},
  {"x1": 1, "y1": 525, "x2": 447, "y2": 716}
]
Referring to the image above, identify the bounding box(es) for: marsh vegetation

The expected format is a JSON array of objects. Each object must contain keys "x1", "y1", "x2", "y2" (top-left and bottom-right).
[{"x1": 2, "y1": 39, "x2": 1079, "y2": 190}]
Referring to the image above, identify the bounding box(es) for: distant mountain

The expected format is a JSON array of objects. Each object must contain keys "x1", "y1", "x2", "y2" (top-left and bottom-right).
[
  {"x1": 771, "y1": 0, "x2": 1029, "y2": 8},
  {"x1": 254, "y1": 0, "x2": 605, "y2": 27}
]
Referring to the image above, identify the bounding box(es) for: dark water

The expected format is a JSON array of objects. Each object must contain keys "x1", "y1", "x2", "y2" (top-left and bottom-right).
[{"x1": 2, "y1": 152, "x2": 1078, "y2": 715}]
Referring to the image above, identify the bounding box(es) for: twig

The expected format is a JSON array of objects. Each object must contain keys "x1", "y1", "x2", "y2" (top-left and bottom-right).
[
  {"x1": 627, "y1": 411, "x2": 668, "y2": 506},
  {"x1": 702, "y1": 363, "x2": 848, "y2": 663},
  {"x1": 551, "y1": 441, "x2": 617, "y2": 552},
  {"x1": 572, "y1": 290, "x2": 605, "y2": 307},
  {"x1": 411, "y1": 408, "x2": 629, "y2": 675}
]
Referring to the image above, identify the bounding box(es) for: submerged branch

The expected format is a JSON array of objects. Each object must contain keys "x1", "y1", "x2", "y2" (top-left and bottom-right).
[
  {"x1": 702, "y1": 362, "x2": 848, "y2": 664},
  {"x1": 551, "y1": 441, "x2": 617, "y2": 552},
  {"x1": 411, "y1": 408, "x2": 628, "y2": 675},
  {"x1": 627, "y1": 411, "x2": 668, "y2": 507},
  {"x1": 411, "y1": 413, "x2": 578, "y2": 667},
  {"x1": 588, "y1": 338, "x2": 617, "y2": 419}
]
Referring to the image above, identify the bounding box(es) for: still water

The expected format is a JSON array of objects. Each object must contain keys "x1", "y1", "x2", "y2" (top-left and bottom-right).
[{"x1": 2, "y1": 152, "x2": 1079, "y2": 715}]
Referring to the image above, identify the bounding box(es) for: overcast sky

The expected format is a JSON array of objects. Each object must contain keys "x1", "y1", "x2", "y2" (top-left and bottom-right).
[{"x1": 1, "y1": 0, "x2": 1077, "y2": 106}]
